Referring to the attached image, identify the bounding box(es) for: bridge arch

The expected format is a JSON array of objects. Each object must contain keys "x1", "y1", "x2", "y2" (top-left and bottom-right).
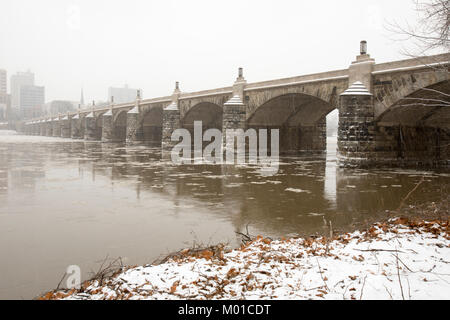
[
  {"x1": 181, "y1": 102, "x2": 223, "y2": 132},
  {"x1": 247, "y1": 93, "x2": 336, "y2": 154},
  {"x1": 376, "y1": 80, "x2": 450, "y2": 126},
  {"x1": 74, "y1": 114, "x2": 85, "y2": 138},
  {"x1": 373, "y1": 68, "x2": 449, "y2": 118},
  {"x1": 245, "y1": 80, "x2": 346, "y2": 118},
  {"x1": 113, "y1": 109, "x2": 128, "y2": 141},
  {"x1": 179, "y1": 102, "x2": 223, "y2": 149},
  {"x1": 94, "y1": 112, "x2": 107, "y2": 140},
  {"x1": 142, "y1": 106, "x2": 163, "y2": 145},
  {"x1": 373, "y1": 79, "x2": 450, "y2": 164}
]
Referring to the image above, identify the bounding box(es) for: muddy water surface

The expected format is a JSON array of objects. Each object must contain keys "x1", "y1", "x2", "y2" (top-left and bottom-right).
[{"x1": 0, "y1": 132, "x2": 449, "y2": 299}]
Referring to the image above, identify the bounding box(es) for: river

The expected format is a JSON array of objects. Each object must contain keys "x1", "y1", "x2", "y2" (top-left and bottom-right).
[{"x1": 0, "y1": 131, "x2": 449, "y2": 299}]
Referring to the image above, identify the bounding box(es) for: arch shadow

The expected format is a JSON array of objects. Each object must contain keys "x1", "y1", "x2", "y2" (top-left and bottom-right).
[
  {"x1": 247, "y1": 93, "x2": 335, "y2": 154},
  {"x1": 375, "y1": 80, "x2": 450, "y2": 163}
]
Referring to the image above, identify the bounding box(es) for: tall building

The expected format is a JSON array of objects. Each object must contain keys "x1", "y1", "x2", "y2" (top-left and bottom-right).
[
  {"x1": 0, "y1": 69, "x2": 7, "y2": 94},
  {"x1": 10, "y1": 71, "x2": 35, "y2": 110},
  {"x1": 10, "y1": 71, "x2": 46, "y2": 120},
  {"x1": 19, "y1": 85, "x2": 45, "y2": 119},
  {"x1": 0, "y1": 94, "x2": 10, "y2": 121},
  {"x1": 108, "y1": 85, "x2": 141, "y2": 104},
  {"x1": 80, "y1": 88, "x2": 85, "y2": 107},
  {"x1": 0, "y1": 69, "x2": 10, "y2": 121}
]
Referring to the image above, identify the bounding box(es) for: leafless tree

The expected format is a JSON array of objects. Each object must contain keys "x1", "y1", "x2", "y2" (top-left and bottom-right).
[
  {"x1": 385, "y1": 0, "x2": 449, "y2": 106},
  {"x1": 385, "y1": 1, "x2": 449, "y2": 159},
  {"x1": 387, "y1": 0, "x2": 449, "y2": 58}
]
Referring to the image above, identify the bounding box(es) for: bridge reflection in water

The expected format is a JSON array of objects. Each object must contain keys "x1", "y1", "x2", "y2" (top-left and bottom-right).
[{"x1": 0, "y1": 134, "x2": 449, "y2": 299}]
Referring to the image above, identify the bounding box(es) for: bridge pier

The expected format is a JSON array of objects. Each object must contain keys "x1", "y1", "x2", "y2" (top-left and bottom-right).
[
  {"x1": 61, "y1": 114, "x2": 71, "y2": 138},
  {"x1": 125, "y1": 108, "x2": 144, "y2": 145},
  {"x1": 101, "y1": 110, "x2": 114, "y2": 142},
  {"x1": 84, "y1": 111, "x2": 98, "y2": 141},
  {"x1": 337, "y1": 43, "x2": 376, "y2": 167},
  {"x1": 337, "y1": 82, "x2": 375, "y2": 167},
  {"x1": 45, "y1": 119, "x2": 53, "y2": 136},
  {"x1": 162, "y1": 83, "x2": 182, "y2": 152},
  {"x1": 222, "y1": 95, "x2": 247, "y2": 151},
  {"x1": 161, "y1": 102, "x2": 181, "y2": 151},
  {"x1": 126, "y1": 92, "x2": 145, "y2": 145},
  {"x1": 52, "y1": 117, "x2": 61, "y2": 137},
  {"x1": 39, "y1": 121, "x2": 45, "y2": 135},
  {"x1": 222, "y1": 69, "x2": 248, "y2": 152},
  {"x1": 71, "y1": 114, "x2": 84, "y2": 139}
]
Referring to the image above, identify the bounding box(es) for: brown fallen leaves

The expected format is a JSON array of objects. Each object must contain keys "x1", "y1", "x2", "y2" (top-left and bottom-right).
[
  {"x1": 37, "y1": 288, "x2": 76, "y2": 300},
  {"x1": 226, "y1": 268, "x2": 240, "y2": 279},
  {"x1": 352, "y1": 255, "x2": 365, "y2": 262},
  {"x1": 170, "y1": 281, "x2": 179, "y2": 294}
]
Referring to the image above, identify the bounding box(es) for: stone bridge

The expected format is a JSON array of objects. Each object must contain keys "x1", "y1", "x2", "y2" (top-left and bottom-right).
[{"x1": 22, "y1": 42, "x2": 449, "y2": 167}]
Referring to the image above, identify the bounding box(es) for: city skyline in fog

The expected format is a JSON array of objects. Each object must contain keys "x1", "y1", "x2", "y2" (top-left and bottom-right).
[{"x1": 0, "y1": 0, "x2": 438, "y2": 104}]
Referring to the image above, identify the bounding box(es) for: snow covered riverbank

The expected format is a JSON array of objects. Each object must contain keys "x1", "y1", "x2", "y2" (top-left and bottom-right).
[{"x1": 41, "y1": 217, "x2": 450, "y2": 300}]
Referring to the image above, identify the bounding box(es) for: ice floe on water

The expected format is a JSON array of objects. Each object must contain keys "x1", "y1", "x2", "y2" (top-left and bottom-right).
[
  {"x1": 305, "y1": 212, "x2": 325, "y2": 217},
  {"x1": 204, "y1": 175, "x2": 226, "y2": 179},
  {"x1": 285, "y1": 188, "x2": 311, "y2": 194},
  {"x1": 225, "y1": 183, "x2": 244, "y2": 188}
]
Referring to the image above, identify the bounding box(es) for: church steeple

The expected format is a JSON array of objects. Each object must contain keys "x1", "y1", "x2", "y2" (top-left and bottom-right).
[{"x1": 80, "y1": 88, "x2": 85, "y2": 107}]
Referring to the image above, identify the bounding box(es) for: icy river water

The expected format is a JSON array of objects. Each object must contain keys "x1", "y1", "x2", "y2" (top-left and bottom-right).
[{"x1": 0, "y1": 131, "x2": 449, "y2": 299}]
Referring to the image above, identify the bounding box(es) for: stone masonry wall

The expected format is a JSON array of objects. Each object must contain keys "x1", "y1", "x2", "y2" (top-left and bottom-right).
[
  {"x1": 339, "y1": 91, "x2": 449, "y2": 168},
  {"x1": 162, "y1": 109, "x2": 181, "y2": 151},
  {"x1": 102, "y1": 114, "x2": 113, "y2": 142},
  {"x1": 61, "y1": 119, "x2": 71, "y2": 138},
  {"x1": 371, "y1": 125, "x2": 450, "y2": 167},
  {"x1": 71, "y1": 118, "x2": 84, "y2": 139},
  {"x1": 338, "y1": 94, "x2": 374, "y2": 167},
  {"x1": 126, "y1": 113, "x2": 144, "y2": 144},
  {"x1": 84, "y1": 117, "x2": 98, "y2": 141}
]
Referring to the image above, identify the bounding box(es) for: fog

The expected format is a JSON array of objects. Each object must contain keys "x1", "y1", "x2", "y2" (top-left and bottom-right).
[{"x1": 0, "y1": 0, "x2": 423, "y2": 103}]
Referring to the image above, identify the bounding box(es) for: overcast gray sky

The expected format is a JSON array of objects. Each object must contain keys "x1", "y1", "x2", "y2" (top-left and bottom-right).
[{"x1": 0, "y1": 0, "x2": 428, "y2": 103}]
